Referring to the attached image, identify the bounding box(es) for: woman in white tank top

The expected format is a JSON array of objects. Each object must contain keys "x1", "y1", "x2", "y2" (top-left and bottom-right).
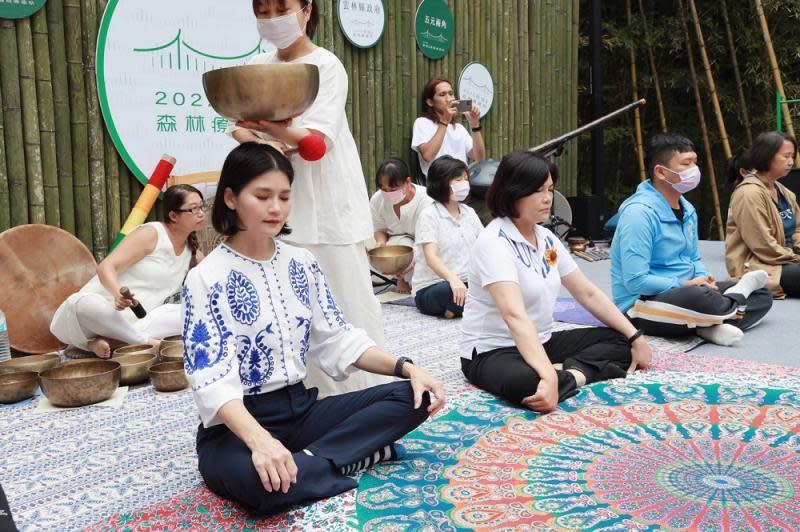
[{"x1": 50, "y1": 185, "x2": 206, "y2": 358}]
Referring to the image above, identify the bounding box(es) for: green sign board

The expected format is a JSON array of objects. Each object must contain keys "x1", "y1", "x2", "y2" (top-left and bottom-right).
[
  {"x1": 414, "y1": 0, "x2": 454, "y2": 60},
  {"x1": 0, "y1": 0, "x2": 46, "y2": 19}
]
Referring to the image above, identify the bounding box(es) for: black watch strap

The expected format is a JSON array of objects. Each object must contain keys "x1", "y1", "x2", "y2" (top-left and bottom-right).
[
  {"x1": 394, "y1": 356, "x2": 413, "y2": 378},
  {"x1": 627, "y1": 329, "x2": 645, "y2": 345}
]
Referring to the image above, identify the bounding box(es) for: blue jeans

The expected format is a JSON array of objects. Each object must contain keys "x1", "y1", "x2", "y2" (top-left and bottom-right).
[{"x1": 414, "y1": 280, "x2": 464, "y2": 317}]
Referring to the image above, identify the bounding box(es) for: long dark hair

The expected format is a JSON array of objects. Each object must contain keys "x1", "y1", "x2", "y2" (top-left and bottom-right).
[
  {"x1": 252, "y1": 0, "x2": 320, "y2": 39},
  {"x1": 213, "y1": 142, "x2": 295, "y2": 237},
  {"x1": 163, "y1": 184, "x2": 204, "y2": 267},
  {"x1": 420, "y1": 77, "x2": 454, "y2": 123}
]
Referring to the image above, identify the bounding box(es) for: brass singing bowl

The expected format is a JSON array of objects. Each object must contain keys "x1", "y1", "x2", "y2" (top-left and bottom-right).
[
  {"x1": 39, "y1": 360, "x2": 120, "y2": 407},
  {"x1": 203, "y1": 64, "x2": 320, "y2": 122},
  {"x1": 149, "y1": 361, "x2": 189, "y2": 393},
  {"x1": 0, "y1": 371, "x2": 39, "y2": 403},
  {"x1": 113, "y1": 343, "x2": 157, "y2": 358},
  {"x1": 159, "y1": 344, "x2": 184, "y2": 364},
  {"x1": 114, "y1": 353, "x2": 157, "y2": 385},
  {"x1": 0, "y1": 353, "x2": 60, "y2": 375},
  {"x1": 368, "y1": 245, "x2": 414, "y2": 275},
  {"x1": 160, "y1": 335, "x2": 183, "y2": 351}
]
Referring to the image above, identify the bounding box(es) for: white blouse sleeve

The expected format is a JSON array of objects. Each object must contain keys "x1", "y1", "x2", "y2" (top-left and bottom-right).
[
  {"x1": 411, "y1": 117, "x2": 437, "y2": 151},
  {"x1": 295, "y1": 54, "x2": 348, "y2": 147},
  {"x1": 305, "y1": 255, "x2": 375, "y2": 380},
  {"x1": 181, "y1": 268, "x2": 243, "y2": 428}
]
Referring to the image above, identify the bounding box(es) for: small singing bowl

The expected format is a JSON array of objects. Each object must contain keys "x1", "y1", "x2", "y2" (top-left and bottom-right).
[
  {"x1": 39, "y1": 360, "x2": 120, "y2": 408},
  {"x1": 159, "y1": 344, "x2": 184, "y2": 364},
  {"x1": 160, "y1": 335, "x2": 183, "y2": 351},
  {"x1": 113, "y1": 343, "x2": 157, "y2": 358},
  {"x1": 203, "y1": 63, "x2": 320, "y2": 122},
  {"x1": 368, "y1": 245, "x2": 414, "y2": 275},
  {"x1": 114, "y1": 353, "x2": 157, "y2": 385},
  {"x1": 149, "y1": 361, "x2": 189, "y2": 393},
  {"x1": 0, "y1": 353, "x2": 60, "y2": 375},
  {"x1": 0, "y1": 371, "x2": 39, "y2": 403}
]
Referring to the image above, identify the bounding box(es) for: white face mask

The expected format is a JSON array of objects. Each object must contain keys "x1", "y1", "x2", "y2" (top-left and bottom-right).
[
  {"x1": 256, "y1": 7, "x2": 307, "y2": 50},
  {"x1": 450, "y1": 180, "x2": 470, "y2": 202},
  {"x1": 381, "y1": 188, "x2": 406, "y2": 205}
]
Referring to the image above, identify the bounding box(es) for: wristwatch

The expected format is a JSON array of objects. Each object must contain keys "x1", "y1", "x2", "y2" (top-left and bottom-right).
[
  {"x1": 627, "y1": 329, "x2": 645, "y2": 345},
  {"x1": 394, "y1": 356, "x2": 414, "y2": 378}
]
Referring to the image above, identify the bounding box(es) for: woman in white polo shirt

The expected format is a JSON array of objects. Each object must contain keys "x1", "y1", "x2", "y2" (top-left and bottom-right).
[
  {"x1": 460, "y1": 151, "x2": 653, "y2": 413},
  {"x1": 412, "y1": 156, "x2": 484, "y2": 318},
  {"x1": 411, "y1": 77, "x2": 486, "y2": 179}
]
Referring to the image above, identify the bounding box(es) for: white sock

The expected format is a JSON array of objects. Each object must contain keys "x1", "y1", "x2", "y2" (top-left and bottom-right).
[
  {"x1": 696, "y1": 324, "x2": 744, "y2": 347},
  {"x1": 724, "y1": 270, "x2": 769, "y2": 299}
]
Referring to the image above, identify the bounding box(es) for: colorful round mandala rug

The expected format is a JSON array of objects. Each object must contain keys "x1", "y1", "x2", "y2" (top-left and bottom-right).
[{"x1": 356, "y1": 382, "x2": 800, "y2": 531}]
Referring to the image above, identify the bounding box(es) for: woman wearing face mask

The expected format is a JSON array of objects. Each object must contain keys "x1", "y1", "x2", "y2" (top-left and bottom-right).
[
  {"x1": 412, "y1": 156, "x2": 484, "y2": 318},
  {"x1": 230, "y1": 0, "x2": 389, "y2": 395},
  {"x1": 370, "y1": 158, "x2": 433, "y2": 294},
  {"x1": 726, "y1": 131, "x2": 800, "y2": 298},
  {"x1": 412, "y1": 77, "x2": 486, "y2": 180}
]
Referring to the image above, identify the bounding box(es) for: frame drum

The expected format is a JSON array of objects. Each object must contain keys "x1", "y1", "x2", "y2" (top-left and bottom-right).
[{"x1": 0, "y1": 225, "x2": 96, "y2": 354}]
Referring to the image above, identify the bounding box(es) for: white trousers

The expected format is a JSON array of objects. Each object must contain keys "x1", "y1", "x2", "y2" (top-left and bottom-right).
[{"x1": 289, "y1": 241, "x2": 393, "y2": 396}]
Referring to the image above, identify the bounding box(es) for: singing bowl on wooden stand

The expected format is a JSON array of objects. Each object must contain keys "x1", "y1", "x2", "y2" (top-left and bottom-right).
[
  {"x1": 0, "y1": 353, "x2": 60, "y2": 375},
  {"x1": 159, "y1": 344, "x2": 184, "y2": 363},
  {"x1": 203, "y1": 64, "x2": 320, "y2": 122},
  {"x1": 114, "y1": 353, "x2": 157, "y2": 385},
  {"x1": 39, "y1": 360, "x2": 120, "y2": 407},
  {"x1": 0, "y1": 371, "x2": 39, "y2": 403},
  {"x1": 368, "y1": 245, "x2": 414, "y2": 275},
  {"x1": 149, "y1": 361, "x2": 189, "y2": 392}
]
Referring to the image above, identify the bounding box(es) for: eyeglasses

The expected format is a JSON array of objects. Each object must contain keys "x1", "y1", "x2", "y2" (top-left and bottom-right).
[{"x1": 176, "y1": 205, "x2": 208, "y2": 215}]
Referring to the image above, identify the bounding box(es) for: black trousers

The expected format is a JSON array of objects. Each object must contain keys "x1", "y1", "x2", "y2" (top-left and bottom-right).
[
  {"x1": 629, "y1": 282, "x2": 773, "y2": 338},
  {"x1": 196, "y1": 381, "x2": 429, "y2": 515},
  {"x1": 461, "y1": 327, "x2": 632, "y2": 405},
  {"x1": 781, "y1": 264, "x2": 800, "y2": 297}
]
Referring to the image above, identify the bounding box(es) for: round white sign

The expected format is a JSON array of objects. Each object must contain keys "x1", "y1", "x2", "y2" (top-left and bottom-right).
[
  {"x1": 458, "y1": 62, "x2": 494, "y2": 118},
  {"x1": 97, "y1": 0, "x2": 275, "y2": 184},
  {"x1": 337, "y1": 0, "x2": 385, "y2": 49}
]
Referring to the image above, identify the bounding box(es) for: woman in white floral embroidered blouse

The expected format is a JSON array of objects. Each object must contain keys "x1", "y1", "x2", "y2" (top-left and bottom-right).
[{"x1": 181, "y1": 143, "x2": 444, "y2": 515}]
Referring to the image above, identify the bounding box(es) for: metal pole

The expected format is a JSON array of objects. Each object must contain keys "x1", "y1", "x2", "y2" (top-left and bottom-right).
[{"x1": 590, "y1": 0, "x2": 604, "y2": 198}]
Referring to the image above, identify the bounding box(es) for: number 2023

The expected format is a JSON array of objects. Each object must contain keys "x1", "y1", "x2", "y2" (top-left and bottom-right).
[{"x1": 155, "y1": 91, "x2": 206, "y2": 107}]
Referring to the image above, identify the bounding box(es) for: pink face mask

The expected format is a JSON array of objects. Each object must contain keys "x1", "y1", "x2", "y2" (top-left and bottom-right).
[
  {"x1": 381, "y1": 188, "x2": 406, "y2": 205},
  {"x1": 660, "y1": 165, "x2": 701, "y2": 194}
]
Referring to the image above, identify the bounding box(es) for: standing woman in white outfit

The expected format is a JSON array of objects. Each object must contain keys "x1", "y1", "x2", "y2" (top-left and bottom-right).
[
  {"x1": 411, "y1": 77, "x2": 486, "y2": 179},
  {"x1": 50, "y1": 185, "x2": 205, "y2": 358},
  {"x1": 228, "y1": 0, "x2": 388, "y2": 395}
]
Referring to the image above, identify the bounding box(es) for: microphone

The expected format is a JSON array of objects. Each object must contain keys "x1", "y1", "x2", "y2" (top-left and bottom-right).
[{"x1": 120, "y1": 286, "x2": 147, "y2": 319}]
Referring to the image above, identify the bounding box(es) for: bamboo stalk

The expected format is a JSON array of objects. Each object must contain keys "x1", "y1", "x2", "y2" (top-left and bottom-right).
[
  {"x1": 626, "y1": 0, "x2": 647, "y2": 181},
  {"x1": 687, "y1": 0, "x2": 733, "y2": 160},
  {"x1": 637, "y1": 0, "x2": 667, "y2": 133},
  {"x1": 32, "y1": 9, "x2": 60, "y2": 227},
  {"x1": 104, "y1": 130, "x2": 120, "y2": 239},
  {"x1": 82, "y1": 0, "x2": 107, "y2": 257},
  {"x1": 17, "y1": 18, "x2": 46, "y2": 224},
  {"x1": 0, "y1": 20, "x2": 29, "y2": 227},
  {"x1": 679, "y1": 0, "x2": 724, "y2": 240},
  {"x1": 720, "y1": 0, "x2": 752, "y2": 145},
  {"x1": 118, "y1": 157, "x2": 130, "y2": 223},
  {"x1": 0, "y1": 69, "x2": 9, "y2": 231},
  {"x1": 64, "y1": 0, "x2": 91, "y2": 249},
  {"x1": 754, "y1": 0, "x2": 797, "y2": 162},
  {"x1": 46, "y1": 0, "x2": 75, "y2": 234}
]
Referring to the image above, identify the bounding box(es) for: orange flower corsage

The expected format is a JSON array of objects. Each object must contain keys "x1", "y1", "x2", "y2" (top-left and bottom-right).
[{"x1": 545, "y1": 246, "x2": 558, "y2": 267}]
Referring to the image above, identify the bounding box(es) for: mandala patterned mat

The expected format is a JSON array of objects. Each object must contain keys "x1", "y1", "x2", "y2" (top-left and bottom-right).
[{"x1": 2, "y1": 305, "x2": 798, "y2": 531}]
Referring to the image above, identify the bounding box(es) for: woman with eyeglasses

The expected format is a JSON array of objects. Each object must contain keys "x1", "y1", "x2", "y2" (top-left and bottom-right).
[{"x1": 50, "y1": 185, "x2": 205, "y2": 358}]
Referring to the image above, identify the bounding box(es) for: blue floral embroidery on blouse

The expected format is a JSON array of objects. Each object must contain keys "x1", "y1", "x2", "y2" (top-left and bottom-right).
[
  {"x1": 295, "y1": 315, "x2": 311, "y2": 366},
  {"x1": 226, "y1": 270, "x2": 260, "y2": 325},
  {"x1": 185, "y1": 282, "x2": 232, "y2": 376},
  {"x1": 236, "y1": 325, "x2": 275, "y2": 388},
  {"x1": 288, "y1": 258, "x2": 311, "y2": 309},
  {"x1": 186, "y1": 321, "x2": 212, "y2": 372}
]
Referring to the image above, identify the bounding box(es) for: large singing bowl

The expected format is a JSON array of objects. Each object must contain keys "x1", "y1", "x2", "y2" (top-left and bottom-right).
[
  {"x1": 0, "y1": 353, "x2": 60, "y2": 375},
  {"x1": 203, "y1": 64, "x2": 320, "y2": 122},
  {"x1": 368, "y1": 245, "x2": 414, "y2": 275},
  {"x1": 39, "y1": 360, "x2": 120, "y2": 407},
  {"x1": 0, "y1": 225, "x2": 97, "y2": 354}
]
